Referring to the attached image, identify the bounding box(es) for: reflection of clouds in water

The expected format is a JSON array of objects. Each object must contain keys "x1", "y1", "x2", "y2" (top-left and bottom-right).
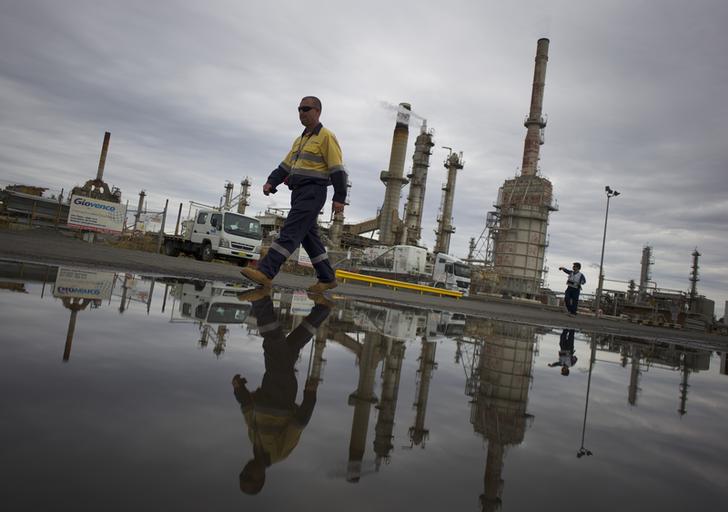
[{"x1": 1, "y1": 270, "x2": 727, "y2": 510}]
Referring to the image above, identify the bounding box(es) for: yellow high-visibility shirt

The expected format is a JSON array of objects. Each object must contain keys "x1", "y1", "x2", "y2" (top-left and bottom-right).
[{"x1": 280, "y1": 125, "x2": 345, "y2": 181}]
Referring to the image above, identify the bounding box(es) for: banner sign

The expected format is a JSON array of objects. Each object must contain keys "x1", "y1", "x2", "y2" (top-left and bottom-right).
[
  {"x1": 67, "y1": 194, "x2": 126, "y2": 233},
  {"x1": 53, "y1": 267, "x2": 115, "y2": 300}
]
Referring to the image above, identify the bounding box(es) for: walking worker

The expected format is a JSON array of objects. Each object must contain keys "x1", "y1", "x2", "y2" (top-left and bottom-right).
[
  {"x1": 241, "y1": 96, "x2": 348, "y2": 293},
  {"x1": 559, "y1": 262, "x2": 586, "y2": 316}
]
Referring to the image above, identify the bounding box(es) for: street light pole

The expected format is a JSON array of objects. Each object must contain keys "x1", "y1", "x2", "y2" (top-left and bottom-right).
[{"x1": 594, "y1": 186, "x2": 620, "y2": 315}]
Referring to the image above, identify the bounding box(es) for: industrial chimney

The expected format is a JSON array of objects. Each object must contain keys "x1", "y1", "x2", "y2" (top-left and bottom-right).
[
  {"x1": 521, "y1": 38, "x2": 549, "y2": 177},
  {"x1": 485, "y1": 38, "x2": 557, "y2": 299},
  {"x1": 378, "y1": 103, "x2": 411, "y2": 245}
]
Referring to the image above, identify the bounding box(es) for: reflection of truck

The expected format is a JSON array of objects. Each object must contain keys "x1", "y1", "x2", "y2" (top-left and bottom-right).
[
  {"x1": 173, "y1": 281, "x2": 252, "y2": 325},
  {"x1": 358, "y1": 246, "x2": 471, "y2": 295},
  {"x1": 163, "y1": 208, "x2": 262, "y2": 265}
]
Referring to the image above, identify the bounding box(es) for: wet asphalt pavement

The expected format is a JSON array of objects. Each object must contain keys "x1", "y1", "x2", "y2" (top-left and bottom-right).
[{"x1": 0, "y1": 227, "x2": 724, "y2": 346}]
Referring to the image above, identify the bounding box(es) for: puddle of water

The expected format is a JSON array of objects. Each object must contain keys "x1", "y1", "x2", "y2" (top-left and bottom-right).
[{"x1": 1, "y1": 261, "x2": 727, "y2": 511}]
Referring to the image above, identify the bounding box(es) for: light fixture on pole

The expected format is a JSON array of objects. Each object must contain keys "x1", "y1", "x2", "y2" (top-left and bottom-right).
[{"x1": 594, "y1": 186, "x2": 620, "y2": 315}]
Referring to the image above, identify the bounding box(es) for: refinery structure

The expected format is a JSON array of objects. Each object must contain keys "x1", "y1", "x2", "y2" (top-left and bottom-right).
[{"x1": 1, "y1": 37, "x2": 723, "y2": 329}]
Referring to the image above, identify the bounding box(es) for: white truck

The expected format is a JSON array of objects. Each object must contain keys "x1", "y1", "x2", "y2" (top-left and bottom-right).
[
  {"x1": 431, "y1": 253, "x2": 471, "y2": 296},
  {"x1": 163, "y1": 208, "x2": 262, "y2": 265}
]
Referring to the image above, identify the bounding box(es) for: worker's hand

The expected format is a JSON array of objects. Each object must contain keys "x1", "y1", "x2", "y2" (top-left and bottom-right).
[
  {"x1": 232, "y1": 374, "x2": 247, "y2": 389},
  {"x1": 332, "y1": 201, "x2": 345, "y2": 214},
  {"x1": 263, "y1": 183, "x2": 274, "y2": 196}
]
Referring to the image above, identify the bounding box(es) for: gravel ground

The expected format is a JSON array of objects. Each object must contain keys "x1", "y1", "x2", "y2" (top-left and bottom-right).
[{"x1": 1, "y1": 227, "x2": 725, "y2": 347}]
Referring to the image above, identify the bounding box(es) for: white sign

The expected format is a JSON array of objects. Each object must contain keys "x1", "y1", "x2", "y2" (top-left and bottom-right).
[
  {"x1": 67, "y1": 194, "x2": 126, "y2": 233},
  {"x1": 290, "y1": 290, "x2": 314, "y2": 315},
  {"x1": 53, "y1": 267, "x2": 116, "y2": 300}
]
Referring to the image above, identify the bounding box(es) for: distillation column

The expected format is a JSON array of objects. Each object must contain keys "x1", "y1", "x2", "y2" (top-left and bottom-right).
[
  {"x1": 688, "y1": 249, "x2": 700, "y2": 312},
  {"x1": 638, "y1": 245, "x2": 653, "y2": 303},
  {"x1": 489, "y1": 38, "x2": 556, "y2": 298},
  {"x1": 237, "y1": 178, "x2": 251, "y2": 214},
  {"x1": 223, "y1": 182, "x2": 234, "y2": 210},
  {"x1": 378, "y1": 103, "x2": 411, "y2": 245},
  {"x1": 434, "y1": 151, "x2": 464, "y2": 255},
  {"x1": 402, "y1": 123, "x2": 434, "y2": 246}
]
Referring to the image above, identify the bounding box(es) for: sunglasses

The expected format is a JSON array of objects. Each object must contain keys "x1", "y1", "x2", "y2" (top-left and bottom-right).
[{"x1": 298, "y1": 106, "x2": 315, "y2": 112}]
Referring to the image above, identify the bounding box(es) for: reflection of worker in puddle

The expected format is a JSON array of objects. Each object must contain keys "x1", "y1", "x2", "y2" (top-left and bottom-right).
[
  {"x1": 232, "y1": 289, "x2": 332, "y2": 494},
  {"x1": 548, "y1": 329, "x2": 577, "y2": 376}
]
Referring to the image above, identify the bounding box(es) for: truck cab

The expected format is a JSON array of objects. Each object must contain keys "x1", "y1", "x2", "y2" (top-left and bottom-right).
[{"x1": 431, "y1": 253, "x2": 471, "y2": 296}]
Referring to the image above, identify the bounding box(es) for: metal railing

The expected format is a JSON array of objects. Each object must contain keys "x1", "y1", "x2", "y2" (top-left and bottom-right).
[{"x1": 335, "y1": 270, "x2": 463, "y2": 298}]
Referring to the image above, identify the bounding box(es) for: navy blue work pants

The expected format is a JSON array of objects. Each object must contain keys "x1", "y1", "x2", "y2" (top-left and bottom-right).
[
  {"x1": 258, "y1": 185, "x2": 335, "y2": 282},
  {"x1": 565, "y1": 287, "x2": 580, "y2": 314}
]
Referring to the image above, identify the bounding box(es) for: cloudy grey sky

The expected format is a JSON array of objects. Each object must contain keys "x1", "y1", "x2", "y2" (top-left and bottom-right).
[{"x1": 1, "y1": 0, "x2": 727, "y2": 311}]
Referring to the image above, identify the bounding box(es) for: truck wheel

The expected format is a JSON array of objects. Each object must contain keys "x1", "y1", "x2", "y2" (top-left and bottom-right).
[
  {"x1": 237, "y1": 259, "x2": 249, "y2": 267},
  {"x1": 200, "y1": 242, "x2": 214, "y2": 262},
  {"x1": 164, "y1": 240, "x2": 180, "y2": 257}
]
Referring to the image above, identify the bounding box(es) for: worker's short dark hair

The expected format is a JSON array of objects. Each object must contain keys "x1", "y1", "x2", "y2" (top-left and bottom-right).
[
  {"x1": 573, "y1": 262, "x2": 581, "y2": 270},
  {"x1": 302, "y1": 96, "x2": 322, "y2": 111}
]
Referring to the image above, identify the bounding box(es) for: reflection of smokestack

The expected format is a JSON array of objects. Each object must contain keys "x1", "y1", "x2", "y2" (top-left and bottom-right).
[
  {"x1": 374, "y1": 341, "x2": 405, "y2": 469},
  {"x1": 409, "y1": 340, "x2": 437, "y2": 447},
  {"x1": 96, "y1": 131, "x2": 111, "y2": 182},
  {"x1": 379, "y1": 103, "x2": 411, "y2": 245},
  {"x1": 628, "y1": 347, "x2": 641, "y2": 406},
  {"x1": 434, "y1": 151, "x2": 463, "y2": 255},
  {"x1": 403, "y1": 123, "x2": 434, "y2": 246},
  {"x1": 347, "y1": 334, "x2": 381, "y2": 483},
  {"x1": 521, "y1": 38, "x2": 549, "y2": 177}
]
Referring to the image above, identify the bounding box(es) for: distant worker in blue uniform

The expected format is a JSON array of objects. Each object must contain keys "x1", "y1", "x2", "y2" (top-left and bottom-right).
[
  {"x1": 241, "y1": 96, "x2": 348, "y2": 293},
  {"x1": 559, "y1": 262, "x2": 586, "y2": 316},
  {"x1": 232, "y1": 288, "x2": 332, "y2": 495}
]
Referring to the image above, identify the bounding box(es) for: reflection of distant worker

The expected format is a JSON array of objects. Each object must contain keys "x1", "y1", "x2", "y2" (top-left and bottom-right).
[
  {"x1": 548, "y1": 329, "x2": 577, "y2": 376},
  {"x1": 232, "y1": 289, "x2": 332, "y2": 495},
  {"x1": 241, "y1": 95, "x2": 348, "y2": 293},
  {"x1": 559, "y1": 262, "x2": 586, "y2": 316}
]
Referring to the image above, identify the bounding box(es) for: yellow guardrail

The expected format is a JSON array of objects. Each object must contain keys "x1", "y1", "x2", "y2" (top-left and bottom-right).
[{"x1": 335, "y1": 269, "x2": 463, "y2": 298}]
